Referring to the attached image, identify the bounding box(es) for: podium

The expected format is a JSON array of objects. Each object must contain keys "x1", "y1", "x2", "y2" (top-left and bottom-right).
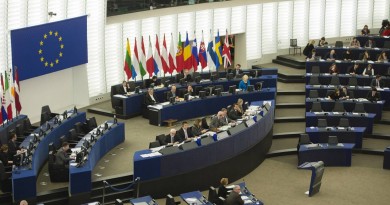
[{"x1": 298, "y1": 161, "x2": 325, "y2": 197}]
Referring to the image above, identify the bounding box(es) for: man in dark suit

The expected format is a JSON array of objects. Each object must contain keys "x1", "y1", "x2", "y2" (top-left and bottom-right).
[
  {"x1": 177, "y1": 122, "x2": 194, "y2": 142},
  {"x1": 145, "y1": 76, "x2": 160, "y2": 88},
  {"x1": 367, "y1": 87, "x2": 381, "y2": 102},
  {"x1": 164, "y1": 129, "x2": 180, "y2": 145},
  {"x1": 55, "y1": 142, "x2": 72, "y2": 169},
  {"x1": 118, "y1": 81, "x2": 130, "y2": 95},
  {"x1": 370, "y1": 75, "x2": 384, "y2": 88},
  {"x1": 166, "y1": 85, "x2": 178, "y2": 101},
  {"x1": 229, "y1": 64, "x2": 243, "y2": 78},
  {"x1": 7, "y1": 133, "x2": 20, "y2": 159},
  {"x1": 145, "y1": 88, "x2": 158, "y2": 105},
  {"x1": 226, "y1": 185, "x2": 244, "y2": 205},
  {"x1": 228, "y1": 104, "x2": 243, "y2": 120}
]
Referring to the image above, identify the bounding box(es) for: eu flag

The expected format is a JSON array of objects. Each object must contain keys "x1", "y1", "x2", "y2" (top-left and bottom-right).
[{"x1": 11, "y1": 16, "x2": 88, "y2": 81}]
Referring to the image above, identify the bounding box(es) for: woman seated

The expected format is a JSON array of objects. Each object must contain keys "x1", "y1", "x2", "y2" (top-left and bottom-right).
[
  {"x1": 349, "y1": 63, "x2": 360, "y2": 75},
  {"x1": 325, "y1": 49, "x2": 337, "y2": 61},
  {"x1": 329, "y1": 63, "x2": 339, "y2": 75},
  {"x1": 361, "y1": 25, "x2": 370, "y2": 35},
  {"x1": 228, "y1": 103, "x2": 243, "y2": 120},
  {"x1": 318, "y1": 37, "x2": 327, "y2": 47},
  {"x1": 191, "y1": 119, "x2": 207, "y2": 137},
  {"x1": 349, "y1": 37, "x2": 361, "y2": 47},
  {"x1": 362, "y1": 64, "x2": 375, "y2": 76},
  {"x1": 361, "y1": 51, "x2": 370, "y2": 61},
  {"x1": 237, "y1": 98, "x2": 246, "y2": 112},
  {"x1": 0, "y1": 145, "x2": 12, "y2": 167},
  {"x1": 377, "y1": 51, "x2": 388, "y2": 62},
  {"x1": 328, "y1": 88, "x2": 341, "y2": 100},
  {"x1": 342, "y1": 49, "x2": 352, "y2": 61},
  {"x1": 339, "y1": 86, "x2": 349, "y2": 100},
  {"x1": 238, "y1": 75, "x2": 250, "y2": 91}
]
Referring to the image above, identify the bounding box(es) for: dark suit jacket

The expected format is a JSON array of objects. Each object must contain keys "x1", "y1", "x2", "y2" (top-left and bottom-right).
[
  {"x1": 343, "y1": 52, "x2": 352, "y2": 60},
  {"x1": 184, "y1": 74, "x2": 192, "y2": 82},
  {"x1": 7, "y1": 140, "x2": 19, "y2": 159},
  {"x1": 118, "y1": 86, "x2": 129, "y2": 95},
  {"x1": 164, "y1": 134, "x2": 180, "y2": 144},
  {"x1": 325, "y1": 52, "x2": 337, "y2": 60},
  {"x1": 225, "y1": 191, "x2": 244, "y2": 205},
  {"x1": 367, "y1": 91, "x2": 381, "y2": 101},
  {"x1": 145, "y1": 80, "x2": 160, "y2": 88},
  {"x1": 166, "y1": 91, "x2": 177, "y2": 101},
  {"x1": 370, "y1": 79, "x2": 384, "y2": 88},
  {"x1": 209, "y1": 116, "x2": 223, "y2": 131},
  {"x1": 145, "y1": 93, "x2": 158, "y2": 105},
  {"x1": 228, "y1": 69, "x2": 243, "y2": 77},
  {"x1": 177, "y1": 128, "x2": 194, "y2": 142},
  {"x1": 218, "y1": 185, "x2": 229, "y2": 198},
  {"x1": 55, "y1": 149, "x2": 71, "y2": 168},
  {"x1": 191, "y1": 126, "x2": 203, "y2": 136},
  {"x1": 228, "y1": 109, "x2": 242, "y2": 120},
  {"x1": 0, "y1": 152, "x2": 9, "y2": 166}
]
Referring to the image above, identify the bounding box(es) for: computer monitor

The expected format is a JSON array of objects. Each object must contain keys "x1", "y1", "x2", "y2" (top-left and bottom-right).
[
  {"x1": 195, "y1": 76, "x2": 201, "y2": 83},
  {"x1": 164, "y1": 80, "x2": 170, "y2": 88},
  {"x1": 76, "y1": 151, "x2": 84, "y2": 164},
  {"x1": 33, "y1": 133, "x2": 39, "y2": 143},
  {"x1": 214, "y1": 88, "x2": 222, "y2": 97},
  {"x1": 169, "y1": 96, "x2": 176, "y2": 104},
  {"x1": 135, "y1": 86, "x2": 140, "y2": 94},
  {"x1": 226, "y1": 73, "x2": 234, "y2": 80},
  {"x1": 179, "y1": 78, "x2": 186, "y2": 85},
  {"x1": 328, "y1": 136, "x2": 338, "y2": 146},
  {"x1": 199, "y1": 91, "x2": 206, "y2": 99},
  {"x1": 247, "y1": 85, "x2": 254, "y2": 92},
  {"x1": 210, "y1": 74, "x2": 217, "y2": 82},
  {"x1": 229, "y1": 85, "x2": 236, "y2": 94},
  {"x1": 184, "y1": 93, "x2": 190, "y2": 101}
]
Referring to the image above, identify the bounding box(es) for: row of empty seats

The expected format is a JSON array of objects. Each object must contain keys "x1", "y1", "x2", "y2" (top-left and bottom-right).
[{"x1": 310, "y1": 101, "x2": 367, "y2": 113}]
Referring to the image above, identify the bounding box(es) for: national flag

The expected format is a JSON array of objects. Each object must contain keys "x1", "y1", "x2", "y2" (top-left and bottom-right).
[
  {"x1": 168, "y1": 33, "x2": 176, "y2": 74},
  {"x1": 198, "y1": 31, "x2": 207, "y2": 69},
  {"x1": 146, "y1": 36, "x2": 156, "y2": 77},
  {"x1": 176, "y1": 33, "x2": 184, "y2": 73},
  {"x1": 191, "y1": 32, "x2": 199, "y2": 71},
  {"x1": 161, "y1": 34, "x2": 169, "y2": 74},
  {"x1": 4, "y1": 71, "x2": 13, "y2": 120},
  {"x1": 154, "y1": 34, "x2": 163, "y2": 75},
  {"x1": 132, "y1": 37, "x2": 141, "y2": 80},
  {"x1": 183, "y1": 32, "x2": 192, "y2": 69},
  {"x1": 0, "y1": 74, "x2": 7, "y2": 123},
  {"x1": 124, "y1": 38, "x2": 132, "y2": 80},
  {"x1": 13, "y1": 67, "x2": 22, "y2": 114},
  {"x1": 215, "y1": 30, "x2": 223, "y2": 68},
  {"x1": 222, "y1": 29, "x2": 232, "y2": 69},
  {"x1": 207, "y1": 31, "x2": 217, "y2": 71},
  {"x1": 140, "y1": 36, "x2": 147, "y2": 77}
]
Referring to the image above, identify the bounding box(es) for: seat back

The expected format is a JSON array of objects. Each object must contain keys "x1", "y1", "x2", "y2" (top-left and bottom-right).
[
  {"x1": 309, "y1": 90, "x2": 318, "y2": 98},
  {"x1": 348, "y1": 77, "x2": 358, "y2": 86},
  {"x1": 15, "y1": 124, "x2": 24, "y2": 137},
  {"x1": 74, "y1": 122, "x2": 86, "y2": 135},
  {"x1": 339, "y1": 118, "x2": 350, "y2": 127},
  {"x1": 40, "y1": 111, "x2": 51, "y2": 125},
  {"x1": 290, "y1": 39, "x2": 298, "y2": 47},
  {"x1": 335, "y1": 41, "x2": 343, "y2": 47},
  {"x1": 156, "y1": 134, "x2": 167, "y2": 145},
  {"x1": 330, "y1": 76, "x2": 340, "y2": 85},
  {"x1": 333, "y1": 102, "x2": 345, "y2": 112},
  {"x1": 328, "y1": 136, "x2": 338, "y2": 145},
  {"x1": 354, "y1": 103, "x2": 365, "y2": 113},
  {"x1": 384, "y1": 41, "x2": 390, "y2": 49},
  {"x1": 348, "y1": 90, "x2": 355, "y2": 99},
  {"x1": 41, "y1": 105, "x2": 52, "y2": 116},
  {"x1": 201, "y1": 117, "x2": 209, "y2": 129},
  {"x1": 299, "y1": 134, "x2": 311, "y2": 145},
  {"x1": 309, "y1": 76, "x2": 319, "y2": 85},
  {"x1": 317, "y1": 119, "x2": 327, "y2": 127},
  {"x1": 149, "y1": 141, "x2": 161, "y2": 149},
  {"x1": 311, "y1": 102, "x2": 322, "y2": 112},
  {"x1": 68, "y1": 129, "x2": 78, "y2": 141},
  {"x1": 208, "y1": 186, "x2": 219, "y2": 203},
  {"x1": 311, "y1": 66, "x2": 320, "y2": 74},
  {"x1": 86, "y1": 117, "x2": 98, "y2": 131}
]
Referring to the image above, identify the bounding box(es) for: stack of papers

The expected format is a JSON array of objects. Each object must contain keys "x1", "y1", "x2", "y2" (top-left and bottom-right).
[
  {"x1": 113, "y1": 94, "x2": 128, "y2": 99},
  {"x1": 140, "y1": 152, "x2": 162, "y2": 158}
]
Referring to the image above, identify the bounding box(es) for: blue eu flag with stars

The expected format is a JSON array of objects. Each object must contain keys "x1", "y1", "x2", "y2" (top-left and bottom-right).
[{"x1": 11, "y1": 16, "x2": 88, "y2": 81}]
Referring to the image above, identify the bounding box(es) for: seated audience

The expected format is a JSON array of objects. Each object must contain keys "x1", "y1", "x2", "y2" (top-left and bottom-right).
[
  {"x1": 328, "y1": 88, "x2": 341, "y2": 100},
  {"x1": 218, "y1": 178, "x2": 229, "y2": 198},
  {"x1": 228, "y1": 104, "x2": 243, "y2": 120},
  {"x1": 177, "y1": 121, "x2": 194, "y2": 142},
  {"x1": 226, "y1": 185, "x2": 244, "y2": 205},
  {"x1": 237, "y1": 98, "x2": 247, "y2": 112},
  {"x1": 238, "y1": 75, "x2": 250, "y2": 91},
  {"x1": 220, "y1": 108, "x2": 233, "y2": 125},
  {"x1": 349, "y1": 37, "x2": 361, "y2": 47},
  {"x1": 186, "y1": 85, "x2": 194, "y2": 96},
  {"x1": 165, "y1": 129, "x2": 180, "y2": 145},
  {"x1": 118, "y1": 81, "x2": 130, "y2": 95},
  {"x1": 348, "y1": 63, "x2": 360, "y2": 75},
  {"x1": 303, "y1": 40, "x2": 315, "y2": 58},
  {"x1": 361, "y1": 51, "x2": 370, "y2": 61},
  {"x1": 370, "y1": 75, "x2": 384, "y2": 88},
  {"x1": 182, "y1": 69, "x2": 192, "y2": 82},
  {"x1": 192, "y1": 119, "x2": 207, "y2": 136},
  {"x1": 209, "y1": 111, "x2": 225, "y2": 132},
  {"x1": 0, "y1": 145, "x2": 12, "y2": 166},
  {"x1": 329, "y1": 63, "x2": 339, "y2": 75},
  {"x1": 146, "y1": 76, "x2": 160, "y2": 88},
  {"x1": 365, "y1": 39, "x2": 376, "y2": 48},
  {"x1": 229, "y1": 64, "x2": 243, "y2": 77},
  {"x1": 167, "y1": 85, "x2": 178, "y2": 101},
  {"x1": 361, "y1": 25, "x2": 370, "y2": 35},
  {"x1": 144, "y1": 88, "x2": 158, "y2": 105},
  {"x1": 318, "y1": 37, "x2": 327, "y2": 47},
  {"x1": 55, "y1": 142, "x2": 72, "y2": 169},
  {"x1": 367, "y1": 87, "x2": 381, "y2": 102},
  {"x1": 377, "y1": 51, "x2": 388, "y2": 62},
  {"x1": 362, "y1": 64, "x2": 374, "y2": 76},
  {"x1": 325, "y1": 49, "x2": 337, "y2": 61},
  {"x1": 7, "y1": 133, "x2": 21, "y2": 159},
  {"x1": 339, "y1": 86, "x2": 349, "y2": 100},
  {"x1": 342, "y1": 49, "x2": 352, "y2": 61}
]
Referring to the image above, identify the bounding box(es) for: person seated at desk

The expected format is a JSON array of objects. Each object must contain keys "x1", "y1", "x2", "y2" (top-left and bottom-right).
[
  {"x1": 371, "y1": 75, "x2": 384, "y2": 88},
  {"x1": 362, "y1": 64, "x2": 374, "y2": 76},
  {"x1": 318, "y1": 37, "x2": 327, "y2": 47},
  {"x1": 55, "y1": 142, "x2": 73, "y2": 169},
  {"x1": 228, "y1": 104, "x2": 243, "y2": 121},
  {"x1": 165, "y1": 129, "x2": 180, "y2": 145},
  {"x1": 0, "y1": 145, "x2": 12, "y2": 167},
  {"x1": 349, "y1": 63, "x2": 360, "y2": 75},
  {"x1": 342, "y1": 49, "x2": 352, "y2": 61},
  {"x1": 327, "y1": 88, "x2": 341, "y2": 100},
  {"x1": 182, "y1": 69, "x2": 192, "y2": 82},
  {"x1": 209, "y1": 111, "x2": 225, "y2": 132},
  {"x1": 226, "y1": 185, "x2": 244, "y2": 205},
  {"x1": 340, "y1": 86, "x2": 349, "y2": 100},
  {"x1": 7, "y1": 133, "x2": 22, "y2": 159},
  {"x1": 186, "y1": 85, "x2": 194, "y2": 96},
  {"x1": 145, "y1": 88, "x2": 158, "y2": 105},
  {"x1": 221, "y1": 108, "x2": 234, "y2": 125},
  {"x1": 365, "y1": 39, "x2": 376, "y2": 48},
  {"x1": 167, "y1": 85, "x2": 178, "y2": 101},
  {"x1": 229, "y1": 64, "x2": 243, "y2": 77},
  {"x1": 325, "y1": 49, "x2": 337, "y2": 61},
  {"x1": 361, "y1": 25, "x2": 370, "y2": 35},
  {"x1": 237, "y1": 98, "x2": 247, "y2": 112},
  {"x1": 146, "y1": 76, "x2": 160, "y2": 88},
  {"x1": 367, "y1": 87, "x2": 381, "y2": 102},
  {"x1": 177, "y1": 121, "x2": 194, "y2": 142},
  {"x1": 118, "y1": 81, "x2": 131, "y2": 95},
  {"x1": 377, "y1": 51, "x2": 388, "y2": 63},
  {"x1": 192, "y1": 119, "x2": 207, "y2": 137},
  {"x1": 349, "y1": 37, "x2": 361, "y2": 48},
  {"x1": 218, "y1": 178, "x2": 229, "y2": 199},
  {"x1": 360, "y1": 51, "x2": 371, "y2": 61},
  {"x1": 382, "y1": 25, "x2": 390, "y2": 36},
  {"x1": 238, "y1": 75, "x2": 250, "y2": 91},
  {"x1": 329, "y1": 63, "x2": 339, "y2": 75},
  {"x1": 307, "y1": 49, "x2": 318, "y2": 61}
]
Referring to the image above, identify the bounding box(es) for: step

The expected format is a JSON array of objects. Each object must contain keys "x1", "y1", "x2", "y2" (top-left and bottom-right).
[
  {"x1": 277, "y1": 90, "x2": 306, "y2": 95},
  {"x1": 269, "y1": 138, "x2": 299, "y2": 152},
  {"x1": 276, "y1": 95, "x2": 306, "y2": 104},
  {"x1": 37, "y1": 187, "x2": 68, "y2": 205},
  {"x1": 274, "y1": 117, "x2": 305, "y2": 123},
  {"x1": 273, "y1": 122, "x2": 305, "y2": 135},
  {"x1": 275, "y1": 108, "x2": 305, "y2": 118},
  {"x1": 272, "y1": 59, "x2": 305, "y2": 69},
  {"x1": 276, "y1": 103, "x2": 305, "y2": 109},
  {"x1": 273, "y1": 132, "x2": 303, "y2": 139},
  {"x1": 277, "y1": 82, "x2": 305, "y2": 92},
  {"x1": 266, "y1": 148, "x2": 297, "y2": 158},
  {"x1": 277, "y1": 77, "x2": 305, "y2": 83}
]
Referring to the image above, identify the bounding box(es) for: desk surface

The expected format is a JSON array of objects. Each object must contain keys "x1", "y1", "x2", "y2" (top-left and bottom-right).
[{"x1": 180, "y1": 191, "x2": 212, "y2": 205}]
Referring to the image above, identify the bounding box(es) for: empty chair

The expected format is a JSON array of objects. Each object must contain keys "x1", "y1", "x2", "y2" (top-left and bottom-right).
[
  {"x1": 330, "y1": 76, "x2": 340, "y2": 86},
  {"x1": 335, "y1": 41, "x2": 343, "y2": 47},
  {"x1": 149, "y1": 141, "x2": 160, "y2": 148},
  {"x1": 86, "y1": 117, "x2": 98, "y2": 132},
  {"x1": 40, "y1": 111, "x2": 51, "y2": 126},
  {"x1": 68, "y1": 129, "x2": 83, "y2": 142},
  {"x1": 309, "y1": 90, "x2": 319, "y2": 98},
  {"x1": 353, "y1": 103, "x2": 366, "y2": 113},
  {"x1": 299, "y1": 134, "x2": 311, "y2": 145},
  {"x1": 333, "y1": 102, "x2": 345, "y2": 112},
  {"x1": 328, "y1": 136, "x2": 339, "y2": 145},
  {"x1": 309, "y1": 76, "x2": 320, "y2": 85},
  {"x1": 339, "y1": 118, "x2": 350, "y2": 127},
  {"x1": 317, "y1": 119, "x2": 327, "y2": 127},
  {"x1": 311, "y1": 66, "x2": 320, "y2": 74},
  {"x1": 165, "y1": 194, "x2": 181, "y2": 205},
  {"x1": 74, "y1": 122, "x2": 87, "y2": 136},
  {"x1": 326, "y1": 90, "x2": 333, "y2": 98},
  {"x1": 215, "y1": 85, "x2": 224, "y2": 93},
  {"x1": 208, "y1": 186, "x2": 219, "y2": 204},
  {"x1": 156, "y1": 134, "x2": 167, "y2": 146},
  {"x1": 348, "y1": 77, "x2": 358, "y2": 86},
  {"x1": 311, "y1": 102, "x2": 322, "y2": 112},
  {"x1": 348, "y1": 90, "x2": 355, "y2": 99}
]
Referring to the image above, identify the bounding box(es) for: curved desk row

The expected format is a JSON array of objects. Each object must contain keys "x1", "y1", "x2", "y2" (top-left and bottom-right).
[
  {"x1": 113, "y1": 75, "x2": 277, "y2": 118},
  {"x1": 133, "y1": 101, "x2": 274, "y2": 198},
  {"x1": 306, "y1": 73, "x2": 390, "y2": 87},
  {"x1": 356, "y1": 35, "x2": 390, "y2": 49},
  {"x1": 314, "y1": 46, "x2": 389, "y2": 61},
  {"x1": 69, "y1": 122, "x2": 125, "y2": 203},
  {"x1": 12, "y1": 111, "x2": 86, "y2": 202},
  {"x1": 149, "y1": 88, "x2": 276, "y2": 126},
  {"x1": 305, "y1": 61, "x2": 390, "y2": 75},
  {"x1": 306, "y1": 127, "x2": 366, "y2": 148},
  {"x1": 299, "y1": 143, "x2": 355, "y2": 166},
  {"x1": 0, "y1": 115, "x2": 27, "y2": 145}
]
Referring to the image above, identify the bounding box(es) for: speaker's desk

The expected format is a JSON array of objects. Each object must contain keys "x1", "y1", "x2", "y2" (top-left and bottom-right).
[
  {"x1": 299, "y1": 143, "x2": 355, "y2": 166},
  {"x1": 306, "y1": 127, "x2": 366, "y2": 148}
]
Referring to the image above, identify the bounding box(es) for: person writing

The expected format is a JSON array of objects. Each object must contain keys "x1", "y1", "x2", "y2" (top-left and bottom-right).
[
  {"x1": 362, "y1": 64, "x2": 374, "y2": 76},
  {"x1": 218, "y1": 178, "x2": 229, "y2": 198},
  {"x1": 144, "y1": 88, "x2": 158, "y2": 105},
  {"x1": 238, "y1": 75, "x2": 250, "y2": 91},
  {"x1": 327, "y1": 88, "x2": 341, "y2": 100},
  {"x1": 191, "y1": 119, "x2": 207, "y2": 137},
  {"x1": 55, "y1": 142, "x2": 73, "y2": 169},
  {"x1": 177, "y1": 121, "x2": 194, "y2": 142},
  {"x1": 367, "y1": 87, "x2": 381, "y2": 102},
  {"x1": 225, "y1": 185, "x2": 244, "y2": 205},
  {"x1": 164, "y1": 129, "x2": 180, "y2": 145},
  {"x1": 209, "y1": 111, "x2": 225, "y2": 132}
]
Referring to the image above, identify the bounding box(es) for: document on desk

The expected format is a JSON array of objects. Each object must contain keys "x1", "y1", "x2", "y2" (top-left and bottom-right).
[
  {"x1": 113, "y1": 94, "x2": 128, "y2": 99},
  {"x1": 71, "y1": 147, "x2": 81, "y2": 153},
  {"x1": 70, "y1": 162, "x2": 78, "y2": 167},
  {"x1": 241, "y1": 196, "x2": 249, "y2": 200},
  {"x1": 244, "y1": 200, "x2": 252, "y2": 204},
  {"x1": 133, "y1": 202, "x2": 149, "y2": 205},
  {"x1": 140, "y1": 152, "x2": 162, "y2": 158},
  {"x1": 263, "y1": 101, "x2": 272, "y2": 106}
]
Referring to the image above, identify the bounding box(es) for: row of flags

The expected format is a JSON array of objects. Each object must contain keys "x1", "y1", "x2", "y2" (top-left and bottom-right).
[
  {"x1": 124, "y1": 30, "x2": 232, "y2": 80},
  {"x1": 0, "y1": 67, "x2": 22, "y2": 125}
]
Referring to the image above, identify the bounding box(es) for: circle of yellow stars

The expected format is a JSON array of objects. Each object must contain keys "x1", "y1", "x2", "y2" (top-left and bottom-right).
[{"x1": 38, "y1": 30, "x2": 64, "y2": 68}]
